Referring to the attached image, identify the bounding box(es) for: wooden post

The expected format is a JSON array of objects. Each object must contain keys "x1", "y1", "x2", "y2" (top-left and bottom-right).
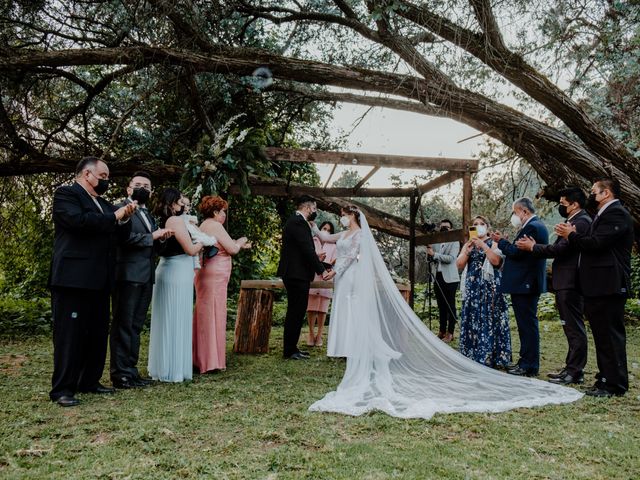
[
  {"x1": 234, "y1": 287, "x2": 275, "y2": 353},
  {"x1": 462, "y1": 170, "x2": 472, "y2": 238},
  {"x1": 409, "y1": 190, "x2": 418, "y2": 308}
]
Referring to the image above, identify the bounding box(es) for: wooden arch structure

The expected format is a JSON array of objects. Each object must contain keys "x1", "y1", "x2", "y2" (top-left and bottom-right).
[{"x1": 232, "y1": 146, "x2": 479, "y2": 306}]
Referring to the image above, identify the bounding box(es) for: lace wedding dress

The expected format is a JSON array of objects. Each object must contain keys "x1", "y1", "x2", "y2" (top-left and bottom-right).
[{"x1": 309, "y1": 213, "x2": 583, "y2": 419}]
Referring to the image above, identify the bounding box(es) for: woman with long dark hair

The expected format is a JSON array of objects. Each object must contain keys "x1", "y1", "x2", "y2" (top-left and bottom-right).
[{"x1": 148, "y1": 188, "x2": 203, "y2": 382}]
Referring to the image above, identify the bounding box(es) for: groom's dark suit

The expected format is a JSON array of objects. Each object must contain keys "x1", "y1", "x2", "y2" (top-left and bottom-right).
[
  {"x1": 49, "y1": 182, "x2": 131, "y2": 400},
  {"x1": 277, "y1": 212, "x2": 326, "y2": 357},
  {"x1": 110, "y1": 199, "x2": 158, "y2": 384}
]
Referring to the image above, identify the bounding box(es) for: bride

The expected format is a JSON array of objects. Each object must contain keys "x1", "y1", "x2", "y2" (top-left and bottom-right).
[{"x1": 312, "y1": 206, "x2": 582, "y2": 419}]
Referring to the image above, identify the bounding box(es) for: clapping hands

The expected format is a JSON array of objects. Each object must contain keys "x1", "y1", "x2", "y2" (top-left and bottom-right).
[
  {"x1": 515, "y1": 235, "x2": 536, "y2": 251},
  {"x1": 152, "y1": 228, "x2": 174, "y2": 241},
  {"x1": 115, "y1": 201, "x2": 137, "y2": 221},
  {"x1": 490, "y1": 231, "x2": 504, "y2": 243},
  {"x1": 554, "y1": 223, "x2": 576, "y2": 239}
]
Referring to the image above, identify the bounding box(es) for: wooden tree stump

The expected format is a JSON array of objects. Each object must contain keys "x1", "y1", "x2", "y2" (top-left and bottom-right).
[{"x1": 234, "y1": 288, "x2": 275, "y2": 354}]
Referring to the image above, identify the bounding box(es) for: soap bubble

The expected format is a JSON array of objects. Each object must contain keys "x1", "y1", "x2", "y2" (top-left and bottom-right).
[{"x1": 250, "y1": 66, "x2": 273, "y2": 90}]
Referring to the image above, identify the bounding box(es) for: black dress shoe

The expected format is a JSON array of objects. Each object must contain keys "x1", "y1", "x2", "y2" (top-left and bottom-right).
[
  {"x1": 55, "y1": 395, "x2": 80, "y2": 407},
  {"x1": 548, "y1": 372, "x2": 584, "y2": 385},
  {"x1": 112, "y1": 377, "x2": 137, "y2": 389},
  {"x1": 134, "y1": 376, "x2": 153, "y2": 386},
  {"x1": 79, "y1": 383, "x2": 116, "y2": 394},
  {"x1": 585, "y1": 386, "x2": 624, "y2": 398},
  {"x1": 298, "y1": 350, "x2": 310, "y2": 357},
  {"x1": 286, "y1": 352, "x2": 308, "y2": 360},
  {"x1": 507, "y1": 366, "x2": 537, "y2": 377},
  {"x1": 547, "y1": 368, "x2": 568, "y2": 379}
]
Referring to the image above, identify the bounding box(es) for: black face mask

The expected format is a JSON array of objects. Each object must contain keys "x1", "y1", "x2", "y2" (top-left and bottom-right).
[
  {"x1": 131, "y1": 187, "x2": 150, "y2": 204},
  {"x1": 307, "y1": 211, "x2": 317, "y2": 222},
  {"x1": 585, "y1": 193, "x2": 598, "y2": 211},
  {"x1": 175, "y1": 206, "x2": 185, "y2": 216},
  {"x1": 93, "y1": 178, "x2": 109, "y2": 196},
  {"x1": 558, "y1": 205, "x2": 569, "y2": 218}
]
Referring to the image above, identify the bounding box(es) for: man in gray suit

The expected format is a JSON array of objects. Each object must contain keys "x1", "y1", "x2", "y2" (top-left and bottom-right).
[
  {"x1": 110, "y1": 171, "x2": 172, "y2": 388},
  {"x1": 427, "y1": 219, "x2": 461, "y2": 342}
]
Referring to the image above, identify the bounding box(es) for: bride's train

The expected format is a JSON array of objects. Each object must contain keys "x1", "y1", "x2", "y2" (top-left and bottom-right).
[{"x1": 310, "y1": 213, "x2": 582, "y2": 420}]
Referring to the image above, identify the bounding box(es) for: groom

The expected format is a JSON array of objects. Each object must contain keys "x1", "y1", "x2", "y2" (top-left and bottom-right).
[{"x1": 278, "y1": 195, "x2": 330, "y2": 360}]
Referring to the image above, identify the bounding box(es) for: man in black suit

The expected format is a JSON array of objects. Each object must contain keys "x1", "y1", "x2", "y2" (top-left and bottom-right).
[
  {"x1": 556, "y1": 178, "x2": 634, "y2": 397},
  {"x1": 516, "y1": 187, "x2": 591, "y2": 385},
  {"x1": 277, "y1": 196, "x2": 329, "y2": 359},
  {"x1": 49, "y1": 156, "x2": 136, "y2": 407},
  {"x1": 491, "y1": 197, "x2": 549, "y2": 377},
  {"x1": 110, "y1": 171, "x2": 173, "y2": 389}
]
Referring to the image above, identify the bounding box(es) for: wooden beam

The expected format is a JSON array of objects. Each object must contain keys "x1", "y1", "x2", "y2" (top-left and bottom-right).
[
  {"x1": 415, "y1": 229, "x2": 465, "y2": 246},
  {"x1": 265, "y1": 147, "x2": 479, "y2": 172},
  {"x1": 462, "y1": 172, "x2": 472, "y2": 238},
  {"x1": 353, "y1": 166, "x2": 380, "y2": 191},
  {"x1": 230, "y1": 183, "x2": 414, "y2": 198},
  {"x1": 417, "y1": 171, "x2": 463, "y2": 195},
  {"x1": 324, "y1": 163, "x2": 338, "y2": 189},
  {"x1": 409, "y1": 193, "x2": 418, "y2": 307}
]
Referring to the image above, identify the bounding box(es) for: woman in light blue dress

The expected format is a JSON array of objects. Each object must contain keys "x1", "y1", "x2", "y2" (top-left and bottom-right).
[{"x1": 148, "y1": 188, "x2": 204, "y2": 382}]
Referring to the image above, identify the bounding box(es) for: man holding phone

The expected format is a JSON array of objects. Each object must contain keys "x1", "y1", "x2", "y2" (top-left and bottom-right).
[{"x1": 427, "y1": 219, "x2": 461, "y2": 342}]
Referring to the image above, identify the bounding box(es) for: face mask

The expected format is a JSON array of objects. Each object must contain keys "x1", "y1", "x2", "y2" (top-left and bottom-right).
[
  {"x1": 510, "y1": 213, "x2": 522, "y2": 228},
  {"x1": 475, "y1": 225, "x2": 487, "y2": 237},
  {"x1": 558, "y1": 204, "x2": 569, "y2": 218},
  {"x1": 93, "y1": 178, "x2": 109, "y2": 196},
  {"x1": 340, "y1": 215, "x2": 350, "y2": 227},
  {"x1": 586, "y1": 193, "x2": 599, "y2": 210},
  {"x1": 175, "y1": 206, "x2": 185, "y2": 216},
  {"x1": 307, "y1": 211, "x2": 317, "y2": 222},
  {"x1": 131, "y1": 187, "x2": 150, "y2": 204}
]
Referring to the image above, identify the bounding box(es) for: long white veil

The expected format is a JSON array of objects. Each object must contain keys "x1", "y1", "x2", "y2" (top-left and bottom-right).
[{"x1": 309, "y1": 212, "x2": 583, "y2": 419}]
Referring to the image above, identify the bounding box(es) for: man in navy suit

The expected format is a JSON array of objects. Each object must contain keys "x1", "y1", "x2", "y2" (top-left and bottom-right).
[
  {"x1": 491, "y1": 197, "x2": 548, "y2": 376},
  {"x1": 277, "y1": 196, "x2": 330, "y2": 359},
  {"x1": 516, "y1": 187, "x2": 591, "y2": 384},
  {"x1": 556, "y1": 178, "x2": 634, "y2": 397},
  {"x1": 110, "y1": 171, "x2": 173, "y2": 389},
  {"x1": 49, "y1": 157, "x2": 136, "y2": 406}
]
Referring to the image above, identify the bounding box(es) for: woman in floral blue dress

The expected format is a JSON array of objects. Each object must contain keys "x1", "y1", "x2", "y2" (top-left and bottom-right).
[{"x1": 456, "y1": 215, "x2": 511, "y2": 368}]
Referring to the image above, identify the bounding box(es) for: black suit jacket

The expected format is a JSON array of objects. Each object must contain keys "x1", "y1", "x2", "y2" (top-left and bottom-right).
[
  {"x1": 531, "y1": 210, "x2": 592, "y2": 291},
  {"x1": 498, "y1": 216, "x2": 549, "y2": 295},
  {"x1": 569, "y1": 201, "x2": 634, "y2": 298},
  {"x1": 277, "y1": 213, "x2": 325, "y2": 281},
  {"x1": 49, "y1": 182, "x2": 131, "y2": 291},
  {"x1": 115, "y1": 199, "x2": 158, "y2": 284}
]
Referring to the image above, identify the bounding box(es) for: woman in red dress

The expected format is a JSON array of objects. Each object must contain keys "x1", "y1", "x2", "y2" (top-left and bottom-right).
[{"x1": 193, "y1": 196, "x2": 251, "y2": 373}]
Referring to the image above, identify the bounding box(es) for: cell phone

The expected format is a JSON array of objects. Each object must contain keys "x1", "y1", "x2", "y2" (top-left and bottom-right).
[{"x1": 468, "y1": 226, "x2": 478, "y2": 239}]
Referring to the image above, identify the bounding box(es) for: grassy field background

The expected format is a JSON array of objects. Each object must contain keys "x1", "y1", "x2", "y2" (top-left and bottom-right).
[{"x1": 1, "y1": 314, "x2": 639, "y2": 479}]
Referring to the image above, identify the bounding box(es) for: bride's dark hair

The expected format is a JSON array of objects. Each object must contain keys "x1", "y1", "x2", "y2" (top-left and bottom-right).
[{"x1": 341, "y1": 205, "x2": 361, "y2": 227}]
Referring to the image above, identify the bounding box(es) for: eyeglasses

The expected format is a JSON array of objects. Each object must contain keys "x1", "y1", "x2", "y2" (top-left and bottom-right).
[{"x1": 130, "y1": 183, "x2": 151, "y2": 190}]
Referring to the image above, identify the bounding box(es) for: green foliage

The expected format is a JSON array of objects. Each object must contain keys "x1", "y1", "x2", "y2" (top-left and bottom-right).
[{"x1": 0, "y1": 296, "x2": 50, "y2": 337}]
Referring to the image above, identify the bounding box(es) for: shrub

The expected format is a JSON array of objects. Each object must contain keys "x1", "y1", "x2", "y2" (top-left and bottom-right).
[{"x1": 0, "y1": 296, "x2": 51, "y2": 337}]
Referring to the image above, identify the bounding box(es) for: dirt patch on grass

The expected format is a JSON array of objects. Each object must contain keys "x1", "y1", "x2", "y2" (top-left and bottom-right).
[{"x1": 0, "y1": 354, "x2": 27, "y2": 375}]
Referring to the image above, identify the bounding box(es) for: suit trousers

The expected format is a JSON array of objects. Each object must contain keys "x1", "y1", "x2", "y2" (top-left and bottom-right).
[
  {"x1": 50, "y1": 287, "x2": 110, "y2": 400},
  {"x1": 584, "y1": 295, "x2": 628, "y2": 394},
  {"x1": 110, "y1": 280, "x2": 153, "y2": 380},
  {"x1": 282, "y1": 278, "x2": 311, "y2": 357},
  {"x1": 510, "y1": 293, "x2": 540, "y2": 373},
  {"x1": 554, "y1": 289, "x2": 587, "y2": 377},
  {"x1": 434, "y1": 271, "x2": 458, "y2": 334}
]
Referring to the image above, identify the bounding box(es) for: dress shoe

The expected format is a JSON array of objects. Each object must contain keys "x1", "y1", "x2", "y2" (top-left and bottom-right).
[
  {"x1": 112, "y1": 377, "x2": 139, "y2": 389},
  {"x1": 547, "y1": 368, "x2": 567, "y2": 379},
  {"x1": 135, "y1": 376, "x2": 153, "y2": 386},
  {"x1": 286, "y1": 352, "x2": 308, "y2": 360},
  {"x1": 297, "y1": 350, "x2": 310, "y2": 358},
  {"x1": 443, "y1": 333, "x2": 454, "y2": 343},
  {"x1": 79, "y1": 383, "x2": 116, "y2": 394},
  {"x1": 437, "y1": 331, "x2": 446, "y2": 339},
  {"x1": 585, "y1": 386, "x2": 624, "y2": 398},
  {"x1": 548, "y1": 372, "x2": 584, "y2": 385},
  {"x1": 507, "y1": 366, "x2": 537, "y2": 377},
  {"x1": 55, "y1": 395, "x2": 80, "y2": 407}
]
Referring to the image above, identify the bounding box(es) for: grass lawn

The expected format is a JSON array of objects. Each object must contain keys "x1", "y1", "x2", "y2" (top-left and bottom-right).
[{"x1": 1, "y1": 315, "x2": 639, "y2": 479}]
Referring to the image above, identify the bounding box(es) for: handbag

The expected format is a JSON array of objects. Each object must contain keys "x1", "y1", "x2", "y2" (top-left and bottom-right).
[{"x1": 204, "y1": 245, "x2": 219, "y2": 258}]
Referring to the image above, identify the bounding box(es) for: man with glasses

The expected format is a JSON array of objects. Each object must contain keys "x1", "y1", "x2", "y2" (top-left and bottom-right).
[
  {"x1": 111, "y1": 171, "x2": 173, "y2": 389},
  {"x1": 556, "y1": 178, "x2": 634, "y2": 397},
  {"x1": 49, "y1": 157, "x2": 136, "y2": 407}
]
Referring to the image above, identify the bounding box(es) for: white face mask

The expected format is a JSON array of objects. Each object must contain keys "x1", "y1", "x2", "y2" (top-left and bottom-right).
[
  {"x1": 475, "y1": 224, "x2": 487, "y2": 237},
  {"x1": 340, "y1": 215, "x2": 350, "y2": 227},
  {"x1": 510, "y1": 213, "x2": 522, "y2": 228}
]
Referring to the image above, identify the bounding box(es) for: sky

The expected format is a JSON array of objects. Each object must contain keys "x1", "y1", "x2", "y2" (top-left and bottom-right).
[{"x1": 320, "y1": 102, "x2": 485, "y2": 188}]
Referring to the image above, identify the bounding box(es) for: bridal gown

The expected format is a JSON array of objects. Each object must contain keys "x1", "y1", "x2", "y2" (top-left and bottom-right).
[{"x1": 310, "y1": 214, "x2": 583, "y2": 420}]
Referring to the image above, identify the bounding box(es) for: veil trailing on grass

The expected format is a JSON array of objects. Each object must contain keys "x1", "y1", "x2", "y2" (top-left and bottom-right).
[{"x1": 309, "y1": 212, "x2": 583, "y2": 419}]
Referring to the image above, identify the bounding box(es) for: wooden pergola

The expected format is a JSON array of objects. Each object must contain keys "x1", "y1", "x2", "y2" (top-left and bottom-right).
[{"x1": 232, "y1": 146, "x2": 479, "y2": 306}]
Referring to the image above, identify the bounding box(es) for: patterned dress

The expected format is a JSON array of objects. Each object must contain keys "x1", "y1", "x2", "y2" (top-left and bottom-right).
[{"x1": 459, "y1": 239, "x2": 512, "y2": 368}]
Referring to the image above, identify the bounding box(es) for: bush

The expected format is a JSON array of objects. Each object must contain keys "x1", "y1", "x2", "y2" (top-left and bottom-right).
[{"x1": 0, "y1": 296, "x2": 51, "y2": 337}]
